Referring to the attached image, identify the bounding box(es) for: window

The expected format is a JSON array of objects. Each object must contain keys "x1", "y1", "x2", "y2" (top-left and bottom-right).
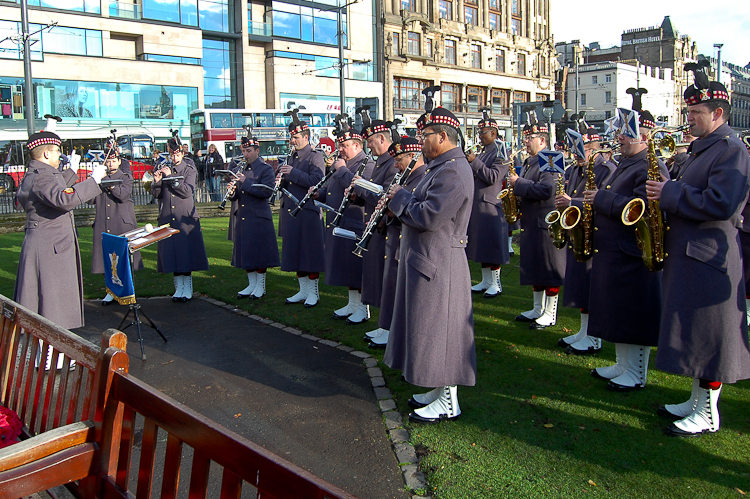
[
  {"x1": 489, "y1": 0, "x2": 499, "y2": 9},
  {"x1": 495, "y1": 48, "x2": 505, "y2": 72},
  {"x1": 393, "y1": 78, "x2": 430, "y2": 110},
  {"x1": 438, "y1": 0, "x2": 452, "y2": 20},
  {"x1": 441, "y1": 83, "x2": 461, "y2": 112},
  {"x1": 199, "y1": 0, "x2": 229, "y2": 31},
  {"x1": 540, "y1": 56, "x2": 547, "y2": 76},
  {"x1": 592, "y1": 75, "x2": 598, "y2": 84},
  {"x1": 489, "y1": 13, "x2": 500, "y2": 30},
  {"x1": 514, "y1": 90, "x2": 529, "y2": 103},
  {"x1": 492, "y1": 88, "x2": 510, "y2": 115},
  {"x1": 511, "y1": 18, "x2": 521, "y2": 36},
  {"x1": 445, "y1": 39, "x2": 456, "y2": 65},
  {"x1": 471, "y1": 44, "x2": 481, "y2": 69},
  {"x1": 392, "y1": 32, "x2": 400, "y2": 55},
  {"x1": 28, "y1": 0, "x2": 100, "y2": 14},
  {"x1": 407, "y1": 31, "x2": 420, "y2": 56},
  {"x1": 467, "y1": 86, "x2": 486, "y2": 112},
  {"x1": 464, "y1": 5, "x2": 477, "y2": 25},
  {"x1": 203, "y1": 38, "x2": 236, "y2": 108},
  {"x1": 605, "y1": 110, "x2": 612, "y2": 119},
  {"x1": 426, "y1": 39, "x2": 433, "y2": 58},
  {"x1": 605, "y1": 91, "x2": 611, "y2": 104},
  {"x1": 605, "y1": 73, "x2": 612, "y2": 83},
  {"x1": 401, "y1": 0, "x2": 416, "y2": 11},
  {"x1": 517, "y1": 53, "x2": 526, "y2": 76},
  {"x1": 43, "y1": 27, "x2": 103, "y2": 57},
  {"x1": 580, "y1": 93, "x2": 587, "y2": 106},
  {"x1": 511, "y1": 0, "x2": 520, "y2": 15},
  {"x1": 271, "y1": 2, "x2": 347, "y2": 47}
]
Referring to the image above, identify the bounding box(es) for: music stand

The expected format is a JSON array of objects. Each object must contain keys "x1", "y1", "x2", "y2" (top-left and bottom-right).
[{"x1": 115, "y1": 224, "x2": 179, "y2": 360}]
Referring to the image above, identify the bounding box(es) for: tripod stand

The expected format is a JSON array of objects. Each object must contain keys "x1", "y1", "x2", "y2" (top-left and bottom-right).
[{"x1": 116, "y1": 251, "x2": 167, "y2": 361}]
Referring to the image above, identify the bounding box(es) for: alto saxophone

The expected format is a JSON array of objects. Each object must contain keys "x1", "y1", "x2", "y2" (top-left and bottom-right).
[
  {"x1": 621, "y1": 128, "x2": 675, "y2": 272},
  {"x1": 498, "y1": 167, "x2": 521, "y2": 224},
  {"x1": 560, "y1": 151, "x2": 605, "y2": 262},
  {"x1": 544, "y1": 173, "x2": 568, "y2": 249}
]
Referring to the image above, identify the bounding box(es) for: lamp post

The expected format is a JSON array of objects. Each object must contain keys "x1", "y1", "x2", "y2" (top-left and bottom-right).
[
  {"x1": 20, "y1": 0, "x2": 34, "y2": 136},
  {"x1": 714, "y1": 43, "x2": 724, "y2": 84},
  {"x1": 542, "y1": 99, "x2": 555, "y2": 145},
  {"x1": 318, "y1": 0, "x2": 358, "y2": 116}
]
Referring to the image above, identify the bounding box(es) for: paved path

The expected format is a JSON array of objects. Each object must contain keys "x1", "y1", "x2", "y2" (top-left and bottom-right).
[{"x1": 75, "y1": 297, "x2": 409, "y2": 499}]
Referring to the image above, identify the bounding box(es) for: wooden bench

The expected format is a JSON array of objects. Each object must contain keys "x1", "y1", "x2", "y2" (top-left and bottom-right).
[{"x1": 0, "y1": 293, "x2": 127, "y2": 499}]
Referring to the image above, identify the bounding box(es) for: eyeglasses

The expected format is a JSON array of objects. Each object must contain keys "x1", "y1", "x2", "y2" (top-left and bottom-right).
[
  {"x1": 477, "y1": 130, "x2": 493, "y2": 135},
  {"x1": 421, "y1": 131, "x2": 439, "y2": 140}
]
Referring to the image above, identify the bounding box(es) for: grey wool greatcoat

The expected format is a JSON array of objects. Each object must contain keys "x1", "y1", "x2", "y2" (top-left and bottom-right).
[
  {"x1": 513, "y1": 153, "x2": 566, "y2": 286},
  {"x1": 384, "y1": 147, "x2": 477, "y2": 388},
  {"x1": 588, "y1": 148, "x2": 662, "y2": 346},
  {"x1": 317, "y1": 150, "x2": 374, "y2": 288},
  {"x1": 229, "y1": 157, "x2": 280, "y2": 270},
  {"x1": 151, "y1": 158, "x2": 209, "y2": 274},
  {"x1": 14, "y1": 160, "x2": 102, "y2": 329},
  {"x1": 562, "y1": 155, "x2": 616, "y2": 309},
  {"x1": 354, "y1": 153, "x2": 398, "y2": 307},
  {"x1": 656, "y1": 123, "x2": 750, "y2": 383},
  {"x1": 279, "y1": 144, "x2": 326, "y2": 273},
  {"x1": 378, "y1": 166, "x2": 427, "y2": 331},
  {"x1": 739, "y1": 201, "x2": 750, "y2": 293},
  {"x1": 466, "y1": 141, "x2": 510, "y2": 265},
  {"x1": 91, "y1": 163, "x2": 142, "y2": 274}
]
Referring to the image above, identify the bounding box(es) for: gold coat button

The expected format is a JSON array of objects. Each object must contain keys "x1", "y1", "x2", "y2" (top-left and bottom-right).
[
  {"x1": 107, "y1": 216, "x2": 110, "y2": 220},
  {"x1": 172, "y1": 206, "x2": 175, "y2": 209},
  {"x1": 107, "y1": 203, "x2": 111, "y2": 207},
  {"x1": 594, "y1": 227, "x2": 598, "y2": 231},
  {"x1": 606, "y1": 185, "x2": 611, "y2": 189},
  {"x1": 594, "y1": 249, "x2": 599, "y2": 253}
]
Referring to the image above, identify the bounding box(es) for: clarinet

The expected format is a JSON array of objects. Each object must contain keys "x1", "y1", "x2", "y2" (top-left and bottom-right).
[
  {"x1": 289, "y1": 166, "x2": 336, "y2": 218},
  {"x1": 217, "y1": 160, "x2": 245, "y2": 211},
  {"x1": 269, "y1": 146, "x2": 294, "y2": 206},
  {"x1": 353, "y1": 152, "x2": 421, "y2": 257},
  {"x1": 330, "y1": 152, "x2": 373, "y2": 228}
]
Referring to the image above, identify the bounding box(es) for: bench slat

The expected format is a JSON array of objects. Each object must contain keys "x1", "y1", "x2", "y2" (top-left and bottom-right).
[
  {"x1": 218, "y1": 468, "x2": 242, "y2": 499},
  {"x1": 161, "y1": 433, "x2": 183, "y2": 499},
  {"x1": 135, "y1": 419, "x2": 159, "y2": 499},
  {"x1": 187, "y1": 450, "x2": 211, "y2": 499},
  {"x1": 115, "y1": 405, "x2": 136, "y2": 491}
]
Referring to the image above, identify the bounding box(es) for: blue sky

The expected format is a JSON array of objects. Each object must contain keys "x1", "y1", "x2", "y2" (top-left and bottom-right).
[{"x1": 550, "y1": 0, "x2": 749, "y2": 68}]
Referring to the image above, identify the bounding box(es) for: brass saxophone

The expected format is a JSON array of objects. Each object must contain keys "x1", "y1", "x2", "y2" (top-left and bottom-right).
[
  {"x1": 544, "y1": 173, "x2": 568, "y2": 249},
  {"x1": 560, "y1": 151, "x2": 606, "y2": 262},
  {"x1": 498, "y1": 167, "x2": 521, "y2": 224},
  {"x1": 621, "y1": 128, "x2": 676, "y2": 272}
]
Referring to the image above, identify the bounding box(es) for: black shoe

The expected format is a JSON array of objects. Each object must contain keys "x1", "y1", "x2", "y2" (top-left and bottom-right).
[
  {"x1": 483, "y1": 290, "x2": 501, "y2": 298},
  {"x1": 237, "y1": 293, "x2": 251, "y2": 300},
  {"x1": 367, "y1": 341, "x2": 387, "y2": 349},
  {"x1": 590, "y1": 368, "x2": 611, "y2": 381},
  {"x1": 408, "y1": 411, "x2": 459, "y2": 424},
  {"x1": 304, "y1": 302, "x2": 318, "y2": 308},
  {"x1": 663, "y1": 424, "x2": 709, "y2": 438},
  {"x1": 172, "y1": 296, "x2": 180, "y2": 302},
  {"x1": 471, "y1": 287, "x2": 488, "y2": 294},
  {"x1": 529, "y1": 321, "x2": 552, "y2": 330},
  {"x1": 249, "y1": 293, "x2": 264, "y2": 300},
  {"x1": 515, "y1": 314, "x2": 536, "y2": 322},
  {"x1": 606, "y1": 380, "x2": 644, "y2": 392},
  {"x1": 657, "y1": 406, "x2": 684, "y2": 420},
  {"x1": 557, "y1": 337, "x2": 572, "y2": 347},
  {"x1": 565, "y1": 345, "x2": 601, "y2": 355},
  {"x1": 332, "y1": 312, "x2": 350, "y2": 319},
  {"x1": 408, "y1": 397, "x2": 428, "y2": 409}
]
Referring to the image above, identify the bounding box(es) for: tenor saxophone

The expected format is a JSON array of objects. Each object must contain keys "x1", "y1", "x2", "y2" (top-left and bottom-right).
[
  {"x1": 560, "y1": 151, "x2": 605, "y2": 262},
  {"x1": 621, "y1": 128, "x2": 675, "y2": 272},
  {"x1": 497, "y1": 166, "x2": 521, "y2": 224},
  {"x1": 544, "y1": 173, "x2": 568, "y2": 249}
]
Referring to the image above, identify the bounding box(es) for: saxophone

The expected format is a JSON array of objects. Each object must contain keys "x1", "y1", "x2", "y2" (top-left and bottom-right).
[
  {"x1": 544, "y1": 174, "x2": 568, "y2": 249},
  {"x1": 621, "y1": 128, "x2": 675, "y2": 272},
  {"x1": 498, "y1": 165, "x2": 521, "y2": 224},
  {"x1": 560, "y1": 152, "x2": 603, "y2": 262}
]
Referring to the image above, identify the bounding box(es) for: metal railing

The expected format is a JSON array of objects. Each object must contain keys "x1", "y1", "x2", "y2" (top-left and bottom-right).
[
  {"x1": 109, "y1": 0, "x2": 141, "y2": 19},
  {"x1": 248, "y1": 21, "x2": 273, "y2": 37},
  {"x1": 393, "y1": 97, "x2": 424, "y2": 110}
]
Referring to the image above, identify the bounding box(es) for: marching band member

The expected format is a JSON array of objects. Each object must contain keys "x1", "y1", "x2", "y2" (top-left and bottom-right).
[
  {"x1": 368, "y1": 137, "x2": 427, "y2": 349},
  {"x1": 741, "y1": 131, "x2": 750, "y2": 327},
  {"x1": 14, "y1": 130, "x2": 106, "y2": 329},
  {"x1": 316, "y1": 119, "x2": 375, "y2": 323},
  {"x1": 278, "y1": 112, "x2": 326, "y2": 308},
  {"x1": 667, "y1": 129, "x2": 696, "y2": 179},
  {"x1": 648, "y1": 65, "x2": 750, "y2": 436},
  {"x1": 384, "y1": 107, "x2": 476, "y2": 423},
  {"x1": 92, "y1": 147, "x2": 143, "y2": 305},
  {"x1": 355, "y1": 114, "x2": 399, "y2": 341},
  {"x1": 152, "y1": 137, "x2": 209, "y2": 302},
  {"x1": 230, "y1": 136, "x2": 280, "y2": 299},
  {"x1": 556, "y1": 126, "x2": 615, "y2": 352},
  {"x1": 583, "y1": 109, "x2": 663, "y2": 391},
  {"x1": 510, "y1": 113, "x2": 566, "y2": 329},
  {"x1": 465, "y1": 108, "x2": 510, "y2": 298}
]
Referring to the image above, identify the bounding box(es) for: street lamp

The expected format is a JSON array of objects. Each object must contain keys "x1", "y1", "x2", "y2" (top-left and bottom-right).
[
  {"x1": 542, "y1": 99, "x2": 555, "y2": 144},
  {"x1": 714, "y1": 43, "x2": 724, "y2": 84}
]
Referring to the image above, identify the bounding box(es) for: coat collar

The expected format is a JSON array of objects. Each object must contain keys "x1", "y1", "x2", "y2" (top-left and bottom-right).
[
  {"x1": 426, "y1": 146, "x2": 464, "y2": 172},
  {"x1": 689, "y1": 123, "x2": 733, "y2": 156},
  {"x1": 617, "y1": 148, "x2": 647, "y2": 170},
  {"x1": 28, "y1": 159, "x2": 59, "y2": 174}
]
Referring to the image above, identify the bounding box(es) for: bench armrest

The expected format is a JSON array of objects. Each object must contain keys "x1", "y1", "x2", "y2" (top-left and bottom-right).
[{"x1": 0, "y1": 421, "x2": 94, "y2": 472}]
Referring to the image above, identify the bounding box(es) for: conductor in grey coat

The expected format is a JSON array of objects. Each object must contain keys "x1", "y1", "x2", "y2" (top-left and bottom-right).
[
  {"x1": 229, "y1": 136, "x2": 280, "y2": 300},
  {"x1": 317, "y1": 126, "x2": 374, "y2": 323},
  {"x1": 465, "y1": 110, "x2": 510, "y2": 299},
  {"x1": 152, "y1": 138, "x2": 209, "y2": 302},
  {"x1": 583, "y1": 109, "x2": 664, "y2": 391},
  {"x1": 647, "y1": 69, "x2": 750, "y2": 437},
  {"x1": 278, "y1": 114, "x2": 326, "y2": 308},
  {"x1": 92, "y1": 151, "x2": 143, "y2": 305},
  {"x1": 509, "y1": 115, "x2": 566, "y2": 330},
  {"x1": 14, "y1": 131, "x2": 106, "y2": 329},
  {"x1": 384, "y1": 107, "x2": 476, "y2": 424}
]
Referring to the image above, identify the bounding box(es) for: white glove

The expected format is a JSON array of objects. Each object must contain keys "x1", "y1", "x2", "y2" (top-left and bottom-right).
[
  {"x1": 69, "y1": 151, "x2": 81, "y2": 172},
  {"x1": 91, "y1": 163, "x2": 106, "y2": 184}
]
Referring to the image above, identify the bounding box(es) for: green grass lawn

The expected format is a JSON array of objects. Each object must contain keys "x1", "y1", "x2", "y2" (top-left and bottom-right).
[{"x1": 1, "y1": 216, "x2": 749, "y2": 498}]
